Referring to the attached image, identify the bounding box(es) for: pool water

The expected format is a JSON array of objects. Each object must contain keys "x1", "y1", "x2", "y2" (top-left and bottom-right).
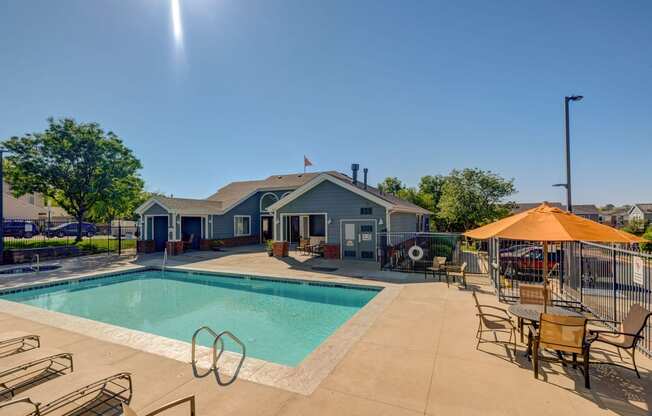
[{"x1": 1, "y1": 270, "x2": 378, "y2": 366}]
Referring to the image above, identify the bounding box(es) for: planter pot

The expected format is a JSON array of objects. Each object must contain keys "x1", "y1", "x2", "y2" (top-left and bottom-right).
[{"x1": 272, "y1": 241, "x2": 289, "y2": 258}]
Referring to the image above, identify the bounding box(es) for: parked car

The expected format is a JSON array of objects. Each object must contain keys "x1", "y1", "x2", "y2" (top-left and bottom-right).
[
  {"x1": 3, "y1": 220, "x2": 40, "y2": 238},
  {"x1": 500, "y1": 245, "x2": 560, "y2": 280},
  {"x1": 45, "y1": 222, "x2": 97, "y2": 238}
]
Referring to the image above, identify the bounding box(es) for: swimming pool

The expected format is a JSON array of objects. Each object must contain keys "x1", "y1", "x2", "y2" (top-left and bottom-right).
[{"x1": 0, "y1": 269, "x2": 379, "y2": 366}]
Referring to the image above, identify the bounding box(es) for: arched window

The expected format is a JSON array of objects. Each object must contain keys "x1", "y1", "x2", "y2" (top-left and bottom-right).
[{"x1": 260, "y1": 192, "x2": 279, "y2": 212}]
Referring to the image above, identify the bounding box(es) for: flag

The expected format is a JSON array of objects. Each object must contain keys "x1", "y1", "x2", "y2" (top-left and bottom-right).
[{"x1": 303, "y1": 156, "x2": 313, "y2": 172}]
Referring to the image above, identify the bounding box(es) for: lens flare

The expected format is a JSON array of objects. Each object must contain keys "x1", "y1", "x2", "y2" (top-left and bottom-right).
[{"x1": 171, "y1": 0, "x2": 183, "y2": 48}]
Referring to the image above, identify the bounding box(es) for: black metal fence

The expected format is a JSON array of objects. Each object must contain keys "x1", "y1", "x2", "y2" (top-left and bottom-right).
[
  {"x1": 378, "y1": 232, "x2": 486, "y2": 274},
  {"x1": 2, "y1": 218, "x2": 137, "y2": 261},
  {"x1": 488, "y1": 238, "x2": 651, "y2": 357}
]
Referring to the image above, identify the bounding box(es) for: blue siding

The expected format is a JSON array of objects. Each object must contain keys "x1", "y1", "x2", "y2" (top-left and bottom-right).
[
  {"x1": 142, "y1": 202, "x2": 169, "y2": 216},
  {"x1": 210, "y1": 190, "x2": 292, "y2": 239},
  {"x1": 275, "y1": 181, "x2": 386, "y2": 244},
  {"x1": 390, "y1": 212, "x2": 418, "y2": 233}
]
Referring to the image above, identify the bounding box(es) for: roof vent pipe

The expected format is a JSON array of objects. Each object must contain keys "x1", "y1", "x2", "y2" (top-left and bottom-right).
[
  {"x1": 363, "y1": 168, "x2": 368, "y2": 189},
  {"x1": 351, "y1": 164, "x2": 359, "y2": 185}
]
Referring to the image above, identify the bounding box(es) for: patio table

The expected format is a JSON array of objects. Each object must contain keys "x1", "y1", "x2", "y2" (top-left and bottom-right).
[{"x1": 508, "y1": 303, "x2": 583, "y2": 355}]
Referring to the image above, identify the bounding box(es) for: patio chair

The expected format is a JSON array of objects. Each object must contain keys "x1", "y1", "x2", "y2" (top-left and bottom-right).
[
  {"x1": 182, "y1": 234, "x2": 195, "y2": 251},
  {"x1": 587, "y1": 303, "x2": 652, "y2": 378},
  {"x1": 472, "y1": 291, "x2": 516, "y2": 353},
  {"x1": 0, "y1": 366, "x2": 132, "y2": 416},
  {"x1": 425, "y1": 257, "x2": 447, "y2": 281},
  {"x1": 0, "y1": 347, "x2": 73, "y2": 398},
  {"x1": 446, "y1": 262, "x2": 467, "y2": 288},
  {"x1": 519, "y1": 284, "x2": 551, "y2": 306},
  {"x1": 529, "y1": 314, "x2": 591, "y2": 389},
  {"x1": 297, "y1": 238, "x2": 311, "y2": 255},
  {"x1": 0, "y1": 332, "x2": 40, "y2": 358},
  {"x1": 517, "y1": 284, "x2": 552, "y2": 341}
]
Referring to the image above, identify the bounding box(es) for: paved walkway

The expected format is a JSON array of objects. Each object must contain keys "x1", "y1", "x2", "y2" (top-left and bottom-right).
[{"x1": 0, "y1": 251, "x2": 650, "y2": 415}]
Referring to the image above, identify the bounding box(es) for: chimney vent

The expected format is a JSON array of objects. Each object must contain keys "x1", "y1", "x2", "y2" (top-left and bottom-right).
[
  {"x1": 363, "y1": 168, "x2": 368, "y2": 189},
  {"x1": 351, "y1": 164, "x2": 360, "y2": 185}
]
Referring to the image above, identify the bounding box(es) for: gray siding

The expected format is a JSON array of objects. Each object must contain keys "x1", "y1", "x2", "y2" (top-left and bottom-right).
[
  {"x1": 275, "y1": 181, "x2": 387, "y2": 244},
  {"x1": 142, "y1": 202, "x2": 169, "y2": 216},
  {"x1": 211, "y1": 190, "x2": 292, "y2": 240},
  {"x1": 390, "y1": 212, "x2": 418, "y2": 233}
]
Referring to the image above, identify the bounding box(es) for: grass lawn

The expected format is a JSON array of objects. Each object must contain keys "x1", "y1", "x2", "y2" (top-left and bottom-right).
[{"x1": 4, "y1": 236, "x2": 136, "y2": 251}]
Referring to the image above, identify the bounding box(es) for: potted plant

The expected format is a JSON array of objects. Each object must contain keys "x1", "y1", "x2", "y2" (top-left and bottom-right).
[
  {"x1": 266, "y1": 240, "x2": 274, "y2": 256},
  {"x1": 211, "y1": 240, "x2": 224, "y2": 251}
]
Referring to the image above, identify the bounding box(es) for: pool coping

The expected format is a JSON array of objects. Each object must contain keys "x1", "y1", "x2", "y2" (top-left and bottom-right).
[{"x1": 0, "y1": 264, "x2": 400, "y2": 395}]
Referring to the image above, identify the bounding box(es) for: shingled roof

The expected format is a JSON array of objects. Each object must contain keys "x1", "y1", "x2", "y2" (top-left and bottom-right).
[{"x1": 137, "y1": 171, "x2": 431, "y2": 216}]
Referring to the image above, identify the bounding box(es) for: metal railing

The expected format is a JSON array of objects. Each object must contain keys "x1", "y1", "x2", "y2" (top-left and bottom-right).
[
  {"x1": 191, "y1": 326, "x2": 246, "y2": 386},
  {"x1": 488, "y1": 238, "x2": 651, "y2": 357},
  {"x1": 2, "y1": 218, "x2": 137, "y2": 260},
  {"x1": 378, "y1": 232, "x2": 486, "y2": 274}
]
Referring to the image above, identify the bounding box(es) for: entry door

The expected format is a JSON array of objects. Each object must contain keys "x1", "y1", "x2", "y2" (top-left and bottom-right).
[
  {"x1": 153, "y1": 216, "x2": 168, "y2": 251},
  {"x1": 261, "y1": 216, "x2": 273, "y2": 242},
  {"x1": 341, "y1": 221, "x2": 376, "y2": 260}
]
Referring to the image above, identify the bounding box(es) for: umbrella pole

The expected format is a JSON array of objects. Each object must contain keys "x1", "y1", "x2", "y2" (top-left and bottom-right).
[{"x1": 543, "y1": 241, "x2": 548, "y2": 313}]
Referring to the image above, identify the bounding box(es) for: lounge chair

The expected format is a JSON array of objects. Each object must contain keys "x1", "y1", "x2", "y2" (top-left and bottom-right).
[
  {"x1": 446, "y1": 262, "x2": 468, "y2": 288},
  {"x1": 182, "y1": 234, "x2": 195, "y2": 252},
  {"x1": 530, "y1": 314, "x2": 591, "y2": 389},
  {"x1": 0, "y1": 347, "x2": 73, "y2": 398},
  {"x1": 472, "y1": 291, "x2": 516, "y2": 353},
  {"x1": 0, "y1": 333, "x2": 40, "y2": 358},
  {"x1": 122, "y1": 395, "x2": 196, "y2": 416},
  {"x1": 587, "y1": 304, "x2": 652, "y2": 378},
  {"x1": 0, "y1": 366, "x2": 132, "y2": 416}
]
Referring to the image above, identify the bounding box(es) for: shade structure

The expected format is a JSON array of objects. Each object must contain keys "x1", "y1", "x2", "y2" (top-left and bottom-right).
[
  {"x1": 464, "y1": 202, "x2": 645, "y2": 243},
  {"x1": 464, "y1": 202, "x2": 645, "y2": 311}
]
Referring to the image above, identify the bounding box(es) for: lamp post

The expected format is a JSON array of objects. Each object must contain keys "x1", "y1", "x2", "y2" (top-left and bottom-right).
[{"x1": 553, "y1": 95, "x2": 583, "y2": 213}]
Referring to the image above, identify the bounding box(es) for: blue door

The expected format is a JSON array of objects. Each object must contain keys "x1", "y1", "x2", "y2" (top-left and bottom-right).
[
  {"x1": 181, "y1": 217, "x2": 202, "y2": 250},
  {"x1": 153, "y1": 216, "x2": 168, "y2": 251},
  {"x1": 341, "y1": 220, "x2": 376, "y2": 260}
]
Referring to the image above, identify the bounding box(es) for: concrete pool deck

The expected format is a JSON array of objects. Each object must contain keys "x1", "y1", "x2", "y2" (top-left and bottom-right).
[{"x1": 0, "y1": 249, "x2": 651, "y2": 415}]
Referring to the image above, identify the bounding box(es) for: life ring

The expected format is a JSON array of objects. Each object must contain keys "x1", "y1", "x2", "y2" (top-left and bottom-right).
[{"x1": 408, "y1": 245, "x2": 424, "y2": 261}]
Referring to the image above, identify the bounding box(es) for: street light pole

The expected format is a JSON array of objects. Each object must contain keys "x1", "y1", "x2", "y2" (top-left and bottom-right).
[{"x1": 555, "y1": 95, "x2": 583, "y2": 213}]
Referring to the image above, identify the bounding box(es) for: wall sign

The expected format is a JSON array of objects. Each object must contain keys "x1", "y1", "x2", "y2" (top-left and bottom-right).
[{"x1": 633, "y1": 257, "x2": 644, "y2": 286}]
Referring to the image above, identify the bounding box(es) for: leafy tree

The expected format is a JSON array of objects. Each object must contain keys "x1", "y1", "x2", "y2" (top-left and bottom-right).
[
  {"x1": 642, "y1": 224, "x2": 652, "y2": 253},
  {"x1": 436, "y1": 168, "x2": 515, "y2": 231},
  {"x1": 623, "y1": 218, "x2": 646, "y2": 235},
  {"x1": 377, "y1": 177, "x2": 404, "y2": 195},
  {"x1": 87, "y1": 175, "x2": 145, "y2": 224},
  {"x1": 3, "y1": 118, "x2": 143, "y2": 241}
]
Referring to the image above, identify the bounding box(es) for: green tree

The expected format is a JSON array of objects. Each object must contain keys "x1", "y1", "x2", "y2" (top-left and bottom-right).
[
  {"x1": 436, "y1": 168, "x2": 515, "y2": 231},
  {"x1": 641, "y1": 224, "x2": 652, "y2": 253},
  {"x1": 3, "y1": 118, "x2": 143, "y2": 241},
  {"x1": 87, "y1": 175, "x2": 145, "y2": 223},
  {"x1": 377, "y1": 177, "x2": 404, "y2": 195}
]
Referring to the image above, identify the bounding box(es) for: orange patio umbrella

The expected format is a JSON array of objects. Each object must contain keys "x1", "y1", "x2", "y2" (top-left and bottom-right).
[{"x1": 464, "y1": 202, "x2": 645, "y2": 308}]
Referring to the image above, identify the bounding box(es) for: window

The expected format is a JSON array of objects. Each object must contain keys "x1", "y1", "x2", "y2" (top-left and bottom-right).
[
  {"x1": 260, "y1": 193, "x2": 279, "y2": 212},
  {"x1": 234, "y1": 216, "x2": 251, "y2": 236},
  {"x1": 360, "y1": 207, "x2": 372, "y2": 215},
  {"x1": 309, "y1": 215, "x2": 326, "y2": 237}
]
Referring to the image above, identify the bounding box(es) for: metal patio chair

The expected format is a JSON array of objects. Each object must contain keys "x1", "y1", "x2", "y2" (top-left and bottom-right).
[
  {"x1": 472, "y1": 291, "x2": 516, "y2": 353},
  {"x1": 587, "y1": 303, "x2": 652, "y2": 378},
  {"x1": 517, "y1": 284, "x2": 552, "y2": 341},
  {"x1": 0, "y1": 347, "x2": 73, "y2": 398},
  {"x1": 182, "y1": 234, "x2": 195, "y2": 251},
  {"x1": 0, "y1": 367, "x2": 132, "y2": 416},
  {"x1": 122, "y1": 395, "x2": 196, "y2": 416},
  {"x1": 426, "y1": 256, "x2": 447, "y2": 281},
  {"x1": 529, "y1": 314, "x2": 591, "y2": 389},
  {"x1": 446, "y1": 262, "x2": 468, "y2": 288}
]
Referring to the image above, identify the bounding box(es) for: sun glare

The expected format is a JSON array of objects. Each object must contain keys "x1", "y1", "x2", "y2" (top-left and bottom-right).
[{"x1": 171, "y1": 0, "x2": 183, "y2": 48}]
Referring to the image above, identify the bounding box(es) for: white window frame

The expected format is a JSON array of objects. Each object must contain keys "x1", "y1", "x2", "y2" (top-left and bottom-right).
[
  {"x1": 259, "y1": 192, "x2": 279, "y2": 212},
  {"x1": 233, "y1": 215, "x2": 252, "y2": 237}
]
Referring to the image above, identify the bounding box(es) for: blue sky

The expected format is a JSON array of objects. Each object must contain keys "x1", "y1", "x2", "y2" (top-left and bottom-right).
[{"x1": 1, "y1": 1, "x2": 650, "y2": 205}]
